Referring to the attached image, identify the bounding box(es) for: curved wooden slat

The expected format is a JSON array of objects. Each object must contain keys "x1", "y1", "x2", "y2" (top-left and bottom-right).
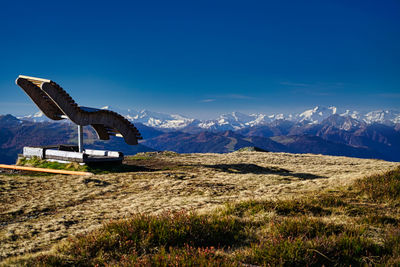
[{"x1": 16, "y1": 77, "x2": 64, "y2": 120}]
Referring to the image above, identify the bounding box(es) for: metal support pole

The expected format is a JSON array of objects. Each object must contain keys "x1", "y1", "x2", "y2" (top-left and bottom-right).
[{"x1": 78, "y1": 125, "x2": 83, "y2": 153}]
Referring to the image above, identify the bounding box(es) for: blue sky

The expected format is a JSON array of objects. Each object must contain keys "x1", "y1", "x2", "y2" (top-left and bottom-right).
[{"x1": 1, "y1": 0, "x2": 399, "y2": 119}]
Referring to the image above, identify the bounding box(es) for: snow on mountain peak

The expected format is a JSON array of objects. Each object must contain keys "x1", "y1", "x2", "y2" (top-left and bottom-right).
[
  {"x1": 18, "y1": 111, "x2": 50, "y2": 122},
  {"x1": 329, "y1": 106, "x2": 337, "y2": 114},
  {"x1": 299, "y1": 106, "x2": 337, "y2": 124},
  {"x1": 33, "y1": 111, "x2": 44, "y2": 118},
  {"x1": 132, "y1": 110, "x2": 194, "y2": 129},
  {"x1": 363, "y1": 110, "x2": 400, "y2": 125},
  {"x1": 340, "y1": 110, "x2": 360, "y2": 120}
]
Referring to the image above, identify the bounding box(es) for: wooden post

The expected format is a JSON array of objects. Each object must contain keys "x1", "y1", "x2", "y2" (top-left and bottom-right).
[
  {"x1": 78, "y1": 125, "x2": 83, "y2": 153},
  {"x1": 0, "y1": 164, "x2": 93, "y2": 176}
]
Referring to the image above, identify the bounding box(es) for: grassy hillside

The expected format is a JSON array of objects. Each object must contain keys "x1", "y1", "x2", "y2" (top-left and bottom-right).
[{"x1": 1, "y1": 151, "x2": 399, "y2": 265}]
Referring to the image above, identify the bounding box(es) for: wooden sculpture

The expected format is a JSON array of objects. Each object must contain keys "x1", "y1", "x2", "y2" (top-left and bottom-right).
[{"x1": 16, "y1": 75, "x2": 142, "y2": 153}]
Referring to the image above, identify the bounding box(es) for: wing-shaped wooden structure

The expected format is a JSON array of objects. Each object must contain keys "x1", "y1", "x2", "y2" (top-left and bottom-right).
[{"x1": 16, "y1": 75, "x2": 142, "y2": 145}]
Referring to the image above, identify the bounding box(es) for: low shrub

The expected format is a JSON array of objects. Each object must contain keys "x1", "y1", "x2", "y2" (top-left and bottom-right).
[
  {"x1": 54, "y1": 211, "x2": 247, "y2": 265},
  {"x1": 272, "y1": 217, "x2": 344, "y2": 239},
  {"x1": 243, "y1": 221, "x2": 383, "y2": 266},
  {"x1": 120, "y1": 245, "x2": 239, "y2": 266},
  {"x1": 358, "y1": 214, "x2": 399, "y2": 226},
  {"x1": 355, "y1": 166, "x2": 400, "y2": 202},
  {"x1": 223, "y1": 197, "x2": 334, "y2": 218}
]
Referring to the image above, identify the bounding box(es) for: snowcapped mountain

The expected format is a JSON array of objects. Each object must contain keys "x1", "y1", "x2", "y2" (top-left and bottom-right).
[
  {"x1": 363, "y1": 110, "x2": 400, "y2": 125},
  {"x1": 19, "y1": 106, "x2": 400, "y2": 130},
  {"x1": 104, "y1": 107, "x2": 195, "y2": 129},
  {"x1": 298, "y1": 106, "x2": 338, "y2": 124},
  {"x1": 339, "y1": 109, "x2": 361, "y2": 120},
  {"x1": 320, "y1": 114, "x2": 365, "y2": 131},
  {"x1": 132, "y1": 110, "x2": 195, "y2": 129},
  {"x1": 198, "y1": 112, "x2": 269, "y2": 131},
  {"x1": 17, "y1": 111, "x2": 52, "y2": 123}
]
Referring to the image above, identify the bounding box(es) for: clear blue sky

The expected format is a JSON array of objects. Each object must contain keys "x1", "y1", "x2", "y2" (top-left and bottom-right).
[{"x1": 1, "y1": 0, "x2": 399, "y2": 119}]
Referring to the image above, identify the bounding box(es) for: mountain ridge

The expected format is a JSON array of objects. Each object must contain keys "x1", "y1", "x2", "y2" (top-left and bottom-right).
[{"x1": 19, "y1": 106, "x2": 400, "y2": 131}]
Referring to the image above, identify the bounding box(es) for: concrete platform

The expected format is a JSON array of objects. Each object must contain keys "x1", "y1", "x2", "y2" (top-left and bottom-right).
[{"x1": 21, "y1": 146, "x2": 124, "y2": 164}]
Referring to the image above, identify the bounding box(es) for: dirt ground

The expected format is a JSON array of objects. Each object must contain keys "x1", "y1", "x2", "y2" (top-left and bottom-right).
[{"x1": 0, "y1": 151, "x2": 398, "y2": 260}]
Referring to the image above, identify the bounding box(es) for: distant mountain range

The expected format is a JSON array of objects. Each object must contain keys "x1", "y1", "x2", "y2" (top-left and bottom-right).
[
  {"x1": 1, "y1": 106, "x2": 399, "y2": 164},
  {"x1": 19, "y1": 106, "x2": 400, "y2": 131}
]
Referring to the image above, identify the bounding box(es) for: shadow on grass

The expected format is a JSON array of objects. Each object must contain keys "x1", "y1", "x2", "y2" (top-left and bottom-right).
[
  {"x1": 203, "y1": 164, "x2": 326, "y2": 180},
  {"x1": 87, "y1": 164, "x2": 156, "y2": 174}
]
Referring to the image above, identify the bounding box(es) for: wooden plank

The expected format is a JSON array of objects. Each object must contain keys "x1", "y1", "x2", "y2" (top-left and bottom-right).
[
  {"x1": 0, "y1": 164, "x2": 93, "y2": 176},
  {"x1": 18, "y1": 75, "x2": 51, "y2": 83}
]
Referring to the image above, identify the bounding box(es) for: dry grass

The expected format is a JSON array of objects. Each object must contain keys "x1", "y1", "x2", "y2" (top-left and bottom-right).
[{"x1": 0, "y1": 151, "x2": 398, "y2": 261}]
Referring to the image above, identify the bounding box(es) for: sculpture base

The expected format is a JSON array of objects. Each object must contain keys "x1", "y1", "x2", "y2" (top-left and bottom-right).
[{"x1": 21, "y1": 146, "x2": 124, "y2": 164}]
